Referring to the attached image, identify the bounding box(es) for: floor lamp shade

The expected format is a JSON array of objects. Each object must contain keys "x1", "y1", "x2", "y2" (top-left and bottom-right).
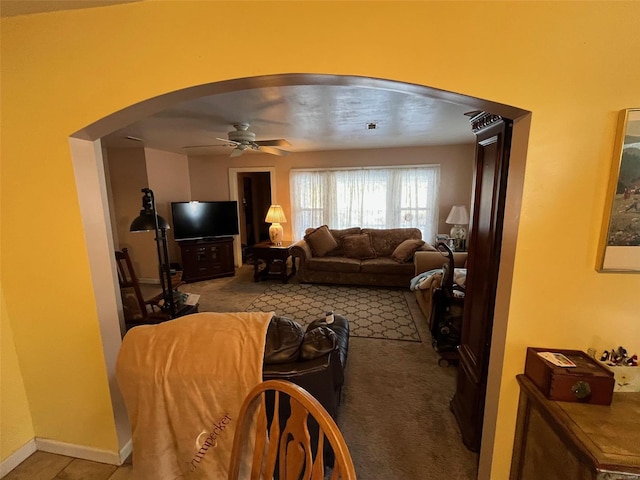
[
  {"x1": 265, "y1": 204, "x2": 287, "y2": 245},
  {"x1": 129, "y1": 188, "x2": 170, "y2": 232},
  {"x1": 130, "y1": 211, "x2": 170, "y2": 232}
]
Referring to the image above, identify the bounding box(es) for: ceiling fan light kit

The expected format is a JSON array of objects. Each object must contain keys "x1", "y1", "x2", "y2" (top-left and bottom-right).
[
  {"x1": 214, "y1": 123, "x2": 292, "y2": 158},
  {"x1": 227, "y1": 123, "x2": 256, "y2": 143}
]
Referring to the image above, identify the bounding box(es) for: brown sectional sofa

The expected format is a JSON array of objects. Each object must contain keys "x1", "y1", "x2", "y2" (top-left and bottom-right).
[{"x1": 290, "y1": 226, "x2": 434, "y2": 288}]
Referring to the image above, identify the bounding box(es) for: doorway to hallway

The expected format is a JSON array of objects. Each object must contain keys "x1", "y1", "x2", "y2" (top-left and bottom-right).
[
  {"x1": 228, "y1": 166, "x2": 278, "y2": 267},
  {"x1": 237, "y1": 171, "x2": 272, "y2": 263}
]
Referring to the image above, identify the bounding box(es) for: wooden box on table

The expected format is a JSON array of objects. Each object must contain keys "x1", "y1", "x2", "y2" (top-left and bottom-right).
[{"x1": 524, "y1": 347, "x2": 615, "y2": 405}]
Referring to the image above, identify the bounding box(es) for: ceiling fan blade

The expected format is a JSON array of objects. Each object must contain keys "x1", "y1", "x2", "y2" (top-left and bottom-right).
[
  {"x1": 230, "y1": 148, "x2": 245, "y2": 158},
  {"x1": 216, "y1": 137, "x2": 240, "y2": 145},
  {"x1": 182, "y1": 144, "x2": 229, "y2": 149},
  {"x1": 255, "y1": 139, "x2": 291, "y2": 147},
  {"x1": 258, "y1": 146, "x2": 289, "y2": 156}
]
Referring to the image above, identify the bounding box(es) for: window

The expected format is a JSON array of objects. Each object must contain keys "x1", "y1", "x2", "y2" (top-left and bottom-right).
[{"x1": 290, "y1": 166, "x2": 440, "y2": 241}]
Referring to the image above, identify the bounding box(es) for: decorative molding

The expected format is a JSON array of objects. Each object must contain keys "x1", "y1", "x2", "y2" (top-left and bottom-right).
[
  {"x1": 0, "y1": 438, "x2": 37, "y2": 477},
  {"x1": 35, "y1": 438, "x2": 123, "y2": 466},
  {"x1": 469, "y1": 111, "x2": 503, "y2": 133}
]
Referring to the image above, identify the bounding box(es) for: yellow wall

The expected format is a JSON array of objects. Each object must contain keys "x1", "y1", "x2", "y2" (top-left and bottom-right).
[{"x1": 1, "y1": 2, "x2": 639, "y2": 478}]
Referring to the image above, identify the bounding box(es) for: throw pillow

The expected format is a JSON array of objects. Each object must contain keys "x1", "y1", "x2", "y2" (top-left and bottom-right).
[
  {"x1": 342, "y1": 233, "x2": 377, "y2": 260},
  {"x1": 300, "y1": 326, "x2": 337, "y2": 361},
  {"x1": 304, "y1": 225, "x2": 339, "y2": 257},
  {"x1": 264, "y1": 316, "x2": 304, "y2": 364},
  {"x1": 391, "y1": 239, "x2": 426, "y2": 263},
  {"x1": 327, "y1": 227, "x2": 362, "y2": 256}
]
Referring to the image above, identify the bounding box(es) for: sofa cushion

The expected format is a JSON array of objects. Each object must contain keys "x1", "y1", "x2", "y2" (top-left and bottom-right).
[
  {"x1": 300, "y1": 326, "x2": 337, "y2": 361},
  {"x1": 327, "y1": 227, "x2": 362, "y2": 255},
  {"x1": 360, "y1": 257, "x2": 415, "y2": 276},
  {"x1": 391, "y1": 239, "x2": 426, "y2": 263},
  {"x1": 307, "y1": 256, "x2": 361, "y2": 273},
  {"x1": 304, "y1": 226, "x2": 363, "y2": 256},
  {"x1": 304, "y1": 225, "x2": 339, "y2": 257},
  {"x1": 343, "y1": 233, "x2": 377, "y2": 260},
  {"x1": 120, "y1": 287, "x2": 144, "y2": 322},
  {"x1": 363, "y1": 228, "x2": 423, "y2": 257},
  {"x1": 264, "y1": 316, "x2": 304, "y2": 364}
]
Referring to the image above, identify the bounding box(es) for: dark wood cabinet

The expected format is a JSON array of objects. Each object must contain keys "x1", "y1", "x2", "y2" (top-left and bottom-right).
[
  {"x1": 179, "y1": 238, "x2": 235, "y2": 283},
  {"x1": 511, "y1": 374, "x2": 640, "y2": 480},
  {"x1": 450, "y1": 112, "x2": 512, "y2": 452}
]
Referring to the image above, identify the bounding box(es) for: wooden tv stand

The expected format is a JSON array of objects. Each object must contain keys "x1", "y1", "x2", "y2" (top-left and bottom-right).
[{"x1": 178, "y1": 237, "x2": 235, "y2": 282}]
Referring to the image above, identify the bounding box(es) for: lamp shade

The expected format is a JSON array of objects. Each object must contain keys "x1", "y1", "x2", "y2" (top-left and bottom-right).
[
  {"x1": 130, "y1": 211, "x2": 170, "y2": 232},
  {"x1": 445, "y1": 205, "x2": 469, "y2": 225},
  {"x1": 265, "y1": 204, "x2": 287, "y2": 224}
]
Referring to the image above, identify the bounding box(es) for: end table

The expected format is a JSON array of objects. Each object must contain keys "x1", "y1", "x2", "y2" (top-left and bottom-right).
[{"x1": 250, "y1": 241, "x2": 297, "y2": 283}]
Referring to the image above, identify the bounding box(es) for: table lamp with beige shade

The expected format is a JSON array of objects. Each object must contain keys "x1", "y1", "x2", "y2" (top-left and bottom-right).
[
  {"x1": 445, "y1": 205, "x2": 469, "y2": 251},
  {"x1": 265, "y1": 204, "x2": 287, "y2": 245}
]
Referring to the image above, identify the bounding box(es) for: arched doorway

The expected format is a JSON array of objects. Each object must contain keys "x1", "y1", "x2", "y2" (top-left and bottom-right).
[{"x1": 70, "y1": 73, "x2": 530, "y2": 473}]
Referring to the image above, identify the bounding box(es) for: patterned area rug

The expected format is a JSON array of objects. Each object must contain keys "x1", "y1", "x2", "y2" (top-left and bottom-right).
[{"x1": 246, "y1": 283, "x2": 421, "y2": 342}]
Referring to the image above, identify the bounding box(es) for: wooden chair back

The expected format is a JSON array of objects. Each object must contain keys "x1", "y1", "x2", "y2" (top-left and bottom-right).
[
  {"x1": 115, "y1": 248, "x2": 172, "y2": 329},
  {"x1": 228, "y1": 380, "x2": 357, "y2": 480},
  {"x1": 115, "y1": 248, "x2": 148, "y2": 322}
]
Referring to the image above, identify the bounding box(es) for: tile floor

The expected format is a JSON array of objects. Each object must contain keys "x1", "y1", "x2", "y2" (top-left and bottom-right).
[{"x1": 3, "y1": 451, "x2": 132, "y2": 480}]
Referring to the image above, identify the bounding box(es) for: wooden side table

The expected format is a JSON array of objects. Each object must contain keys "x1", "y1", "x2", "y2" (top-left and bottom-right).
[
  {"x1": 510, "y1": 374, "x2": 640, "y2": 480},
  {"x1": 250, "y1": 241, "x2": 297, "y2": 283}
]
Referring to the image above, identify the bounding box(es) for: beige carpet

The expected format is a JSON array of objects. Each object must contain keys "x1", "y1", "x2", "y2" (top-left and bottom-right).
[{"x1": 340, "y1": 337, "x2": 478, "y2": 479}]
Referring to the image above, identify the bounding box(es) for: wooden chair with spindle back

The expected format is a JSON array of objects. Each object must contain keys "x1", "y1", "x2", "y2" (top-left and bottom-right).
[{"x1": 227, "y1": 380, "x2": 357, "y2": 480}]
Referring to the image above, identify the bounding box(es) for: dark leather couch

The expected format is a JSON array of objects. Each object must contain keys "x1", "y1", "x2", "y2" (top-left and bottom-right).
[{"x1": 262, "y1": 314, "x2": 349, "y2": 418}]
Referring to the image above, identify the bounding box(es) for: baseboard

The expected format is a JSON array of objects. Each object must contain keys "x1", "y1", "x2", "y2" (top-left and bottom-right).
[
  {"x1": 118, "y1": 439, "x2": 132, "y2": 464},
  {"x1": 35, "y1": 438, "x2": 122, "y2": 465},
  {"x1": 0, "y1": 437, "x2": 130, "y2": 477},
  {"x1": 1, "y1": 438, "x2": 37, "y2": 477},
  {"x1": 138, "y1": 278, "x2": 160, "y2": 285}
]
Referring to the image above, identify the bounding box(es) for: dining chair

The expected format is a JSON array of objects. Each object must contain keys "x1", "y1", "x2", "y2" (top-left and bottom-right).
[{"x1": 228, "y1": 380, "x2": 356, "y2": 480}]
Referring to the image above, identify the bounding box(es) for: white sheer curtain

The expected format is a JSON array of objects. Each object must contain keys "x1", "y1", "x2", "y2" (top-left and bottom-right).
[{"x1": 290, "y1": 166, "x2": 440, "y2": 241}]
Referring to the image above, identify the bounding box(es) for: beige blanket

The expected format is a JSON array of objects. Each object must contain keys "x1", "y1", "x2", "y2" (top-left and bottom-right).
[{"x1": 116, "y1": 311, "x2": 273, "y2": 480}]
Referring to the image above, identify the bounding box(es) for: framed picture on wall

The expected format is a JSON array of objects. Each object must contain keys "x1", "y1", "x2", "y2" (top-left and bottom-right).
[{"x1": 599, "y1": 108, "x2": 640, "y2": 272}]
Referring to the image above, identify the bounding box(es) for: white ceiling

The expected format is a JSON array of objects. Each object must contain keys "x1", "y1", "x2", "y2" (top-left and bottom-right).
[{"x1": 101, "y1": 84, "x2": 477, "y2": 156}]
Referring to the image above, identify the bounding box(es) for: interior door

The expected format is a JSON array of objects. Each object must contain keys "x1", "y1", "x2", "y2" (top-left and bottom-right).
[{"x1": 450, "y1": 112, "x2": 512, "y2": 452}]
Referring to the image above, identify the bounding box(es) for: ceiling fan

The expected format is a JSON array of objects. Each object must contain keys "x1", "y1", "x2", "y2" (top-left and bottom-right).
[{"x1": 214, "y1": 123, "x2": 291, "y2": 157}]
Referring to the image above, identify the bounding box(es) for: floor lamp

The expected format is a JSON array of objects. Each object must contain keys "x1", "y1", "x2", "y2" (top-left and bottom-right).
[{"x1": 129, "y1": 188, "x2": 176, "y2": 317}]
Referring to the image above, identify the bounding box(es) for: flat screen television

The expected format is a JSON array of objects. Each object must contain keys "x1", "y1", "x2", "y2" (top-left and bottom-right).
[{"x1": 171, "y1": 201, "x2": 239, "y2": 241}]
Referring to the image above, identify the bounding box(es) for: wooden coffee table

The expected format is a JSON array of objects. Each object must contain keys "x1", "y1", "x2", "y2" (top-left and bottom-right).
[{"x1": 250, "y1": 241, "x2": 297, "y2": 283}]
